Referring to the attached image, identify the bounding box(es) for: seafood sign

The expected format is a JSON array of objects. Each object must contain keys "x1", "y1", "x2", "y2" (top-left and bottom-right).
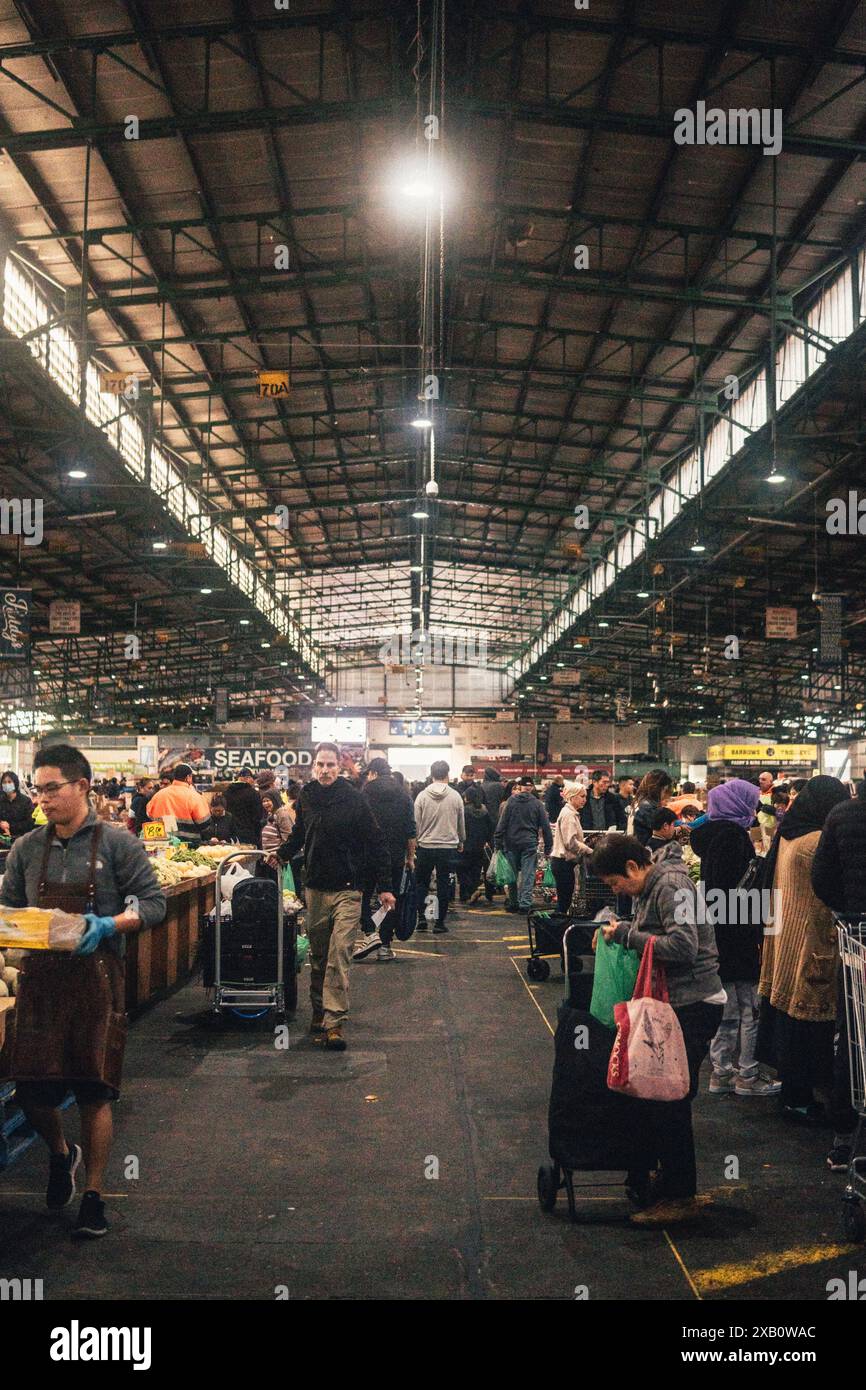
[{"x1": 0, "y1": 589, "x2": 31, "y2": 660}]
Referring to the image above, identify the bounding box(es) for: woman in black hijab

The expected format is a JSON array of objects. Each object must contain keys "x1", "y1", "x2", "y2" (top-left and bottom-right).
[{"x1": 756, "y1": 776, "x2": 850, "y2": 1121}]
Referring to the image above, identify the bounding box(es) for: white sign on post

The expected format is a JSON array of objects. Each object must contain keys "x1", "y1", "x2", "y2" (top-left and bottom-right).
[
  {"x1": 48, "y1": 600, "x2": 81, "y2": 634},
  {"x1": 765, "y1": 606, "x2": 797, "y2": 639}
]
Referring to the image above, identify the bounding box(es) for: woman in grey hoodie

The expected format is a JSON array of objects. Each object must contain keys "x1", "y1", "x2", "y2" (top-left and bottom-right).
[{"x1": 590, "y1": 833, "x2": 724, "y2": 1226}]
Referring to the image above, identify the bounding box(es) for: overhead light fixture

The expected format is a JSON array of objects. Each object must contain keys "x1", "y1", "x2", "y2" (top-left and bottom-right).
[
  {"x1": 200, "y1": 587, "x2": 212, "y2": 594},
  {"x1": 240, "y1": 619, "x2": 250, "y2": 626},
  {"x1": 411, "y1": 416, "x2": 432, "y2": 430},
  {"x1": 152, "y1": 540, "x2": 167, "y2": 550},
  {"x1": 67, "y1": 469, "x2": 87, "y2": 479},
  {"x1": 410, "y1": 564, "x2": 423, "y2": 572},
  {"x1": 598, "y1": 620, "x2": 610, "y2": 628},
  {"x1": 690, "y1": 540, "x2": 706, "y2": 553},
  {"x1": 636, "y1": 589, "x2": 650, "y2": 598},
  {"x1": 412, "y1": 508, "x2": 429, "y2": 520},
  {"x1": 261, "y1": 642, "x2": 271, "y2": 649},
  {"x1": 766, "y1": 467, "x2": 787, "y2": 484}
]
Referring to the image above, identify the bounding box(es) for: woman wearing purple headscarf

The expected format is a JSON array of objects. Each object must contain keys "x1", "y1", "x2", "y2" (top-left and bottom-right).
[{"x1": 690, "y1": 778, "x2": 780, "y2": 1097}]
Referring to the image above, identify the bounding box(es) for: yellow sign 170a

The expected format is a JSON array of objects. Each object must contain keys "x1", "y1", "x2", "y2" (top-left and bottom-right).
[{"x1": 258, "y1": 371, "x2": 290, "y2": 398}]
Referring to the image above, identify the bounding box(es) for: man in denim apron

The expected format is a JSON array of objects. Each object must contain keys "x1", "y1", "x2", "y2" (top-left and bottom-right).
[{"x1": 0, "y1": 746, "x2": 165, "y2": 1238}]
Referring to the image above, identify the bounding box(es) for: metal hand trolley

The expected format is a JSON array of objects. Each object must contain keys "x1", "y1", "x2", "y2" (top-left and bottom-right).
[
  {"x1": 834, "y1": 917, "x2": 866, "y2": 1241},
  {"x1": 212, "y1": 850, "x2": 290, "y2": 1022},
  {"x1": 537, "y1": 921, "x2": 655, "y2": 1222}
]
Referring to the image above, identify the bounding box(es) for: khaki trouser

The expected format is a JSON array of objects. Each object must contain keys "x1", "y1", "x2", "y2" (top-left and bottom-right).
[{"x1": 305, "y1": 888, "x2": 362, "y2": 1029}]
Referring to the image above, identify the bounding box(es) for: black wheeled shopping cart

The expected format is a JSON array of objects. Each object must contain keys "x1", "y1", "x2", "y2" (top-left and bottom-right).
[
  {"x1": 834, "y1": 917, "x2": 866, "y2": 1242},
  {"x1": 536, "y1": 922, "x2": 655, "y2": 1221},
  {"x1": 210, "y1": 850, "x2": 297, "y2": 1022},
  {"x1": 526, "y1": 910, "x2": 595, "y2": 981}
]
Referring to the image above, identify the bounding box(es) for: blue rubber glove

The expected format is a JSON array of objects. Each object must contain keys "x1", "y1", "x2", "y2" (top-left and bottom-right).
[{"x1": 75, "y1": 913, "x2": 118, "y2": 956}]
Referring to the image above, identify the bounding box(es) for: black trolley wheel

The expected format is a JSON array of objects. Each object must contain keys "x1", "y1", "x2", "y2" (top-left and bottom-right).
[
  {"x1": 842, "y1": 1197, "x2": 866, "y2": 1243},
  {"x1": 527, "y1": 956, "x2": 550, "y2": 982},
  {"x1": 537, "y1": 1163, "x2": 559, "y2": 1212}
]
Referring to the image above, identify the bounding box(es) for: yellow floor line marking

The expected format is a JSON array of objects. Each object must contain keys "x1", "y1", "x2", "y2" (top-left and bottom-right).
[
  {"x1": 509, "y1": 956, "x2": 555, "y2": 1036},
  {"x1": 0, "y1": 1191, "x2": 129, "y2": 1199},
  {"x1": 483, "y1": 1194, "x2": 622, "y2": 1203},
  {"x1": 664, "y1": 1231, "x2": 702, "y2": 1300},
  {"x1": 692, "y1": 1243, "x2": 858, "y2": 1294}
]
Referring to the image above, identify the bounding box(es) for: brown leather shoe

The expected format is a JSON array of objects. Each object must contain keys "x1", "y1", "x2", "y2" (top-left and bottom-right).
[
  {"x1": 309, "y1": 1012, "x2": 325, "y2": 1037},
  {"x1": 323, "y1": 1025, "x2": 347, "y2": 1052}
]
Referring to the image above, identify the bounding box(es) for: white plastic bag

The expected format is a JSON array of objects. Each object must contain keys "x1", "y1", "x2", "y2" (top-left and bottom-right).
[{"x1": 220, "y1": 862, "x2": 252, "y2": 902}]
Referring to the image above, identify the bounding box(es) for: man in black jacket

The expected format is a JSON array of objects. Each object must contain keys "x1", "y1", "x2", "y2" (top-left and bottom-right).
[
  {"x1": 579, "y1": 769, "x2": 627, "y2": 833},
  {"x1": 494, "y1": 776, "x2": 552, "y2": 912},
  {"x1": 354, "y1": 758, "x2": 416, "y2": 962},
  {"x1": 277, "y1": 743, "x2": 394, "y2": 1050}
]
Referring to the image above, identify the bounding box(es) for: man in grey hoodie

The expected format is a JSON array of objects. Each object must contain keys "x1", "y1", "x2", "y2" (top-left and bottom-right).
[
  {"x1": 414, "y1": 761, "x2": 465, "y2": 934},
  {"x1": 590, "y1": 834, "x2": 724, "y2": 1227}
]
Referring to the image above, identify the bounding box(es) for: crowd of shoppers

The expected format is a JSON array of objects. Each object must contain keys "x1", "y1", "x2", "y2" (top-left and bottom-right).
[{"x1": 4, "y1": 742, "x2": 864, "y2": 1243}]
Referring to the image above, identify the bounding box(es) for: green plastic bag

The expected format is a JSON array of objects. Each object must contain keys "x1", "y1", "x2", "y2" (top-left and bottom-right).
[
  {"x1": 494, "y1": 850, "x2": 516, "y2": 887},
  {"x1": 542, "y1": 861, "x2": 556, "y2": 889},
  {"x1": 295, "y1": 932, "x2": 309, "y2": 969},
  {"x1": 589, "y1": 932, "x2": 640, "y2": 1029},
  {"x1": 281, "y1": 862, "x2": 296, "y2": 897}
]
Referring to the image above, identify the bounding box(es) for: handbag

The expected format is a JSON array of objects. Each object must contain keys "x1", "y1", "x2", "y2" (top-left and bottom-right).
[
  {"x1": 607, "y1": 937, "x2": 690, "y2": 1101},
  {"x1": 394, "y1": 864, "x2": 418, "y2": 941}
]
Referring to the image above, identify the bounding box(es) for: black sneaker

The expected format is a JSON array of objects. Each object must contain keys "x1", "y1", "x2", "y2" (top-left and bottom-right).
[
  {"x1": 432, "y1": 922, "x2": 449, "y2": 934},
  {"x1": 73, "y1": 1190, "x2": 108, "y2": 1239},
  {"x1": 416, "y1": 920, "x2": 428, "y2": 932},
  {"x1": 827, "y1": 1144, "x2": 853, "y2": 1172},
  {"x1": 46, "y1": 1143, "x2": 82, "y2": 1211}
]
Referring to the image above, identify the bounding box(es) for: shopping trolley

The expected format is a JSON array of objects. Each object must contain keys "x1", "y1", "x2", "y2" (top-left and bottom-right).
[
  {"x1": 576, "y1": 829, "x2": 621, "y2": 915},
  {"x1": 537, "y1": 921, "x2": 655, "y2": 1221},
  {"x1": 212, "y1": 850, "x2": 291, "y2": 1022},
  {"x1": 834, "y1": 917, "x2": 866, "y2": 1242}
]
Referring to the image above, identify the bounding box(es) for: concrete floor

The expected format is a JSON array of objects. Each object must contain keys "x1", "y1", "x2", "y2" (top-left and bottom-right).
[{"x1": 1, "y1": 901, "x2": 864, "y2": 1301}]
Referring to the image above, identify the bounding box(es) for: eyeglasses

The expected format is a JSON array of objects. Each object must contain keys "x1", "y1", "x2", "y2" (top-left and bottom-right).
[{"x1": 33, "y1": 780, "x2": 76, "y2": 798}]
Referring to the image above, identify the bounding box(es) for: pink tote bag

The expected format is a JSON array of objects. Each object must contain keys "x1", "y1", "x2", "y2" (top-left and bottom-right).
[{"x1": 607, "y1": 936, "x2": 690, "y2": 1101}]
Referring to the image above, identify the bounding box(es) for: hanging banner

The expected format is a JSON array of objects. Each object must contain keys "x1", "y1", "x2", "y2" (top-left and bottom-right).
[
  {"x1": 0, "y1": 589, "x2": 31, "y2": 661},
  {"x1": 818, "y1": 594, "x2": 843, "y2": 665},
  {"x1": 49, "y1": 599, "x2": 81, "y2": 635},
  {"x1": 765, "y1": 606, "x2": 797, "y2": 640},
  {"x1": 214, "y1": 687, "x2": 228, "y2": 724}
]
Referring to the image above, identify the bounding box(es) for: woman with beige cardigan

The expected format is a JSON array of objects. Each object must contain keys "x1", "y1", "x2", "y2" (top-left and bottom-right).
[
  {"x1": 757, "y1": 775, "x2": 849, "y2": 1122},
  {"x1": 549, "y1": 784, "x2": 594, "y2": 914}
]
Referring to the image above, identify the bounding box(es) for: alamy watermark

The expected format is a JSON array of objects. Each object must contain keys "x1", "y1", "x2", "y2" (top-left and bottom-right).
[
  {"x1": 378, "y1": 628, "x2": 488, "y2": 667},
  {"x1": 0, "y1": 498, "x2": 42, "y2": 546},
  {"x1": 673, "y1": 102, "x2": 782, "y2": 157},
  {"x1": 674, "y1": 884, "x2": 781, "y2": 933},
  {"x1": 826, "y1": 492, "x2": 866, "y2": 535}
]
